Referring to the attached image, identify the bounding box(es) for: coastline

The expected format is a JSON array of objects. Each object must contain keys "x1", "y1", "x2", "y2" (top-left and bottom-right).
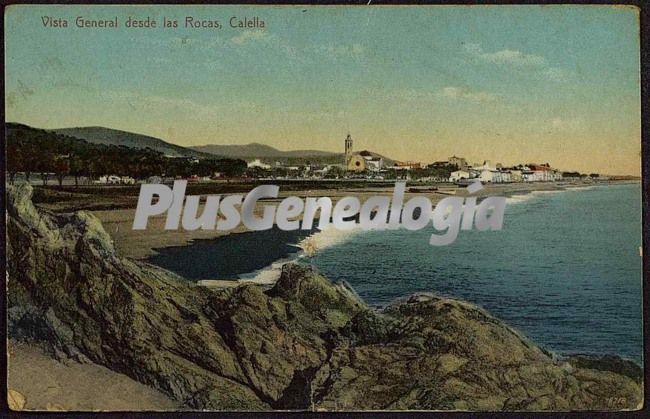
[
  {"x1": 120, "y1": 181, "x2": 610, "y2": 258},
  {"x1": 6, "y1": 182, "x2": 643, "y2": 411},
  {"x1": 86, "y1": 180, "x2": 628, "y2": 285},
  {"x1": 139, "y1": 179, "x2": 644, "y2": 364}
]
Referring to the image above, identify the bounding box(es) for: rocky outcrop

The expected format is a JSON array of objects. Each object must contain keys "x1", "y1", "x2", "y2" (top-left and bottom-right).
[{"x1": 6, "y1": 183, "x2": 643, "y2": 411}]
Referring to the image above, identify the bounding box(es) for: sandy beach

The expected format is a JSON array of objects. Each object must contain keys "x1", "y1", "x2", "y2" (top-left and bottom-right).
[
  {"x1": 86, "y1": 181, "x2": 599, "y2": 260},
  {"x1": 30, "y1": 180, "x2": 616, "y2": 281},
  {"x1": 7, "y1": 340, "x2": 178, "y2": 411}
]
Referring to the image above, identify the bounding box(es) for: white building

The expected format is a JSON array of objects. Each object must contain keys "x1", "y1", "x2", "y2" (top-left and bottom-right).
[
  {"x1": 450, "y1": 170, "x2": 472, "y2": 182},
  {"x1": 363, "y1": 155, "x2": 384, "y2": 171},
  {"x1": 247, "y1": 159, "x2": 271, "y2": 170},
  {"x1": 478, "y1": 169, "x2": 510, "y2": 183},
  {"x1": 523, "y1": 164, "x2": 563, "y2": 182},
  {"x1": 479, "y1": 170, "x2": 494, "y2": 183},
  {"x1": 509, "y1": 170, "x2": 523, "y2": 182},
  {"x1": 473, "y1": 160, "x2": 502, "y2": 172}
]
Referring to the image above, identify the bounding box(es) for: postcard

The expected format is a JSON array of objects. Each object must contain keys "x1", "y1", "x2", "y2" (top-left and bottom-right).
[{"x1": 4, "y1": 4, "x2": 644, "y2": 412}]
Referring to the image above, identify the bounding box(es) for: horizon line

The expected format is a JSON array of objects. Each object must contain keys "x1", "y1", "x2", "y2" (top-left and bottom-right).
[{"x1": 6, "y1": 120, "x2": 641, "y2": 177}]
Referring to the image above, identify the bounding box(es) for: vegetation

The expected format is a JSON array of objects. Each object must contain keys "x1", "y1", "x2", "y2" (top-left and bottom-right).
[
  {"x1": 53, "y1": 126, "x2": 213, "y2": 158},
  {"x1": 6, "y1": 123, "x2": 246, "y2": 186},
  {"x1": 407, "y1": 165, "x2": 457, "y2": 180}
]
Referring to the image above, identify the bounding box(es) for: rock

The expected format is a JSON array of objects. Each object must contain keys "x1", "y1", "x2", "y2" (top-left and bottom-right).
[
  {"x1": 8, "y1": 389, "x2": 26, "y2": 411},
  {"x1": 566, "y1": 354, "x2": 643, "y2": 383},
  {"x1": 5, "y1": 183, "x2": 643, "y2": 411}
]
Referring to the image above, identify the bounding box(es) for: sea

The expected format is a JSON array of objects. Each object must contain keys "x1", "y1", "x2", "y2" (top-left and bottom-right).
[{"x1": 148, "y1": 183, "x2": 643, "y2": 362}]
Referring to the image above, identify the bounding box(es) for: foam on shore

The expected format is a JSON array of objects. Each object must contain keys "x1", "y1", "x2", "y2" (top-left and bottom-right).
[
  {"x1": 241, "y1": 185, "x2": 600, "y2": 284},
  {"x1": 238, "y1": 257, "x2": 295, "y2": 284},
  {"x1": 506, "y1": 187, "x2": 576, "y2": 205},
  {"x1": 238, "y1": 226, "x2": 363, "y2": 284}
]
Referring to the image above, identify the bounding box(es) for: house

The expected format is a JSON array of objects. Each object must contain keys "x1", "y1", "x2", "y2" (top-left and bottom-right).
[
  {"x1": 363, "y1": 155, "x2": 383, "y2": 171},
  {"x1": 517, "y1": 166, "x2": 538, "y2": 182},
  {"x1": 448, "y1": 155, "x2": 468, "y2": 169},
  {"x1": 526, "y1": 163, "x2": 562, "y2": 182},
  {"x1": 509, "y1": 169, "x2": 523, "y2": 182},
  {"x1": 474, "y1": 160, "x2": 498, "y2": 183},
  {"x1": 478, "y1": 167, "x2": 512, "y2": 183},
  {"x1": 450, "y1": 170, "x2": 472, "y2": 182},
  {"x1": 473, "y1": 160, "x2": 502, "y2": 172},
  {"x1": 479, "y1": 170, "x2": 494, "y2": 183}
]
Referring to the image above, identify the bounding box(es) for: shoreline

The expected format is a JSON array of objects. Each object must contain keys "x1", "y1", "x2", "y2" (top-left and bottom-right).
[
  {"x1": 98, "y1": 180, "x2": 618, "y2": 260},
  {"x1": 104, "y1": 180, "x2": 625, "y2": 286},
  {"x1": 6, "y1": 182, "x2": 643, "y2": 410}
]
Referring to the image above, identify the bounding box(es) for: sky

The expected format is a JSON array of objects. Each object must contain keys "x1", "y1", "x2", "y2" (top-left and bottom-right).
[{"x1": 5, "y1": 5, "x2": 641, "y2": 175}]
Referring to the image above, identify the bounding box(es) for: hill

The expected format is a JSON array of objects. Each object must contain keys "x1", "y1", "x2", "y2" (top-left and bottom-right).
[
  {"x1": 6, "y1": 123, "x2": 246, "y2": 183},
  {"x1": 191, "y1": 142, "x2": 339, "y2": 159},
  {"x1": 49, "y1": 126, "x2": 396, "y2": 166},
  {"x1": 192, "y1": 143, "x2": 395, "y2": 165},
  {"x1": 52, "y1": 126, "x2": 211, "y2": 158}
]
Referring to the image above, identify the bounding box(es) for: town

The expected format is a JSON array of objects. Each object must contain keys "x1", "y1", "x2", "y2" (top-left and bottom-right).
[
  {"x1": 6, "y1": 124, "x2": 610, "y2": 188},
  {"x1": 232, "y1": 133, "x2": 601, "y2": 185}
]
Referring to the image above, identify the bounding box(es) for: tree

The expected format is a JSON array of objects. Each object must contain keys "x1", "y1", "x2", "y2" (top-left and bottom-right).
[
  {"x1": 69, "y1": 154, "x2": 84, "y2": 187},
  {"x1": 54, "y1": 156, "x2": 71, "y2": 187},
  {"x1": 562, "y1": 171, "x2": 581, "y2": 178},
  {"x1": 32, "y1": 152, "x2": 56, "y2": 186},
  {"x1": 5, "y1": 123, "x2": 249, "y2": 186}
]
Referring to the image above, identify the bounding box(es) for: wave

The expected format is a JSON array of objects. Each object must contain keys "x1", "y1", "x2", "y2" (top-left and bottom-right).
[
  {"x1": 565, "y1": 185, "x2": 597, "y2": 192},
  {"x1": 240, "y1": 186, "x2": 600, "y2": 284},
  {"x1": 505, "y1": 190, "x2": 559, "y2": 205},
  {"x1": 238, "y1": 226, "x2": 363, "y2": 284},
  {"x1": 506, "y1": 194, "x2": 536, "y2": 205},
  {"x1": 238, "y1": 257, "x2": 293, "y2": 284},
  {"x1": 506, "y1": 186, "x2": 594, "y2": 206},
  {"x1": 299, "y1": 225, "x2": 362, "y2": 253}
]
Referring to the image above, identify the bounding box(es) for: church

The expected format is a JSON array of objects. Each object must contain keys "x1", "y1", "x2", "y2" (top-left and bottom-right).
[
  {"x1": 344, "y1": 133, "x2": 383, "y2": 172},
  {"x1": 344, "y1": 133, "x2": 366, "y2": 172}
]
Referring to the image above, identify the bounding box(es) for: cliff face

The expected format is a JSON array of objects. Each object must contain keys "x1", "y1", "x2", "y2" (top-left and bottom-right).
[{"x1": 6, "y1": 183, "x2": 643, "y2": 411}]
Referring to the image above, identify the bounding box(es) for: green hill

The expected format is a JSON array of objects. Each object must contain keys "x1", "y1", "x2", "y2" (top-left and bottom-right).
[{"x1": 53, "y1": 126, "x2": 212, "y2": 158}]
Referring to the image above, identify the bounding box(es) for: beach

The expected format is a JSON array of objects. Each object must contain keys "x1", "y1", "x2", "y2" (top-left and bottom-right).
[
  {"x1": 7, "y1": 340, "x2": 178, "y2": 411},
  {"x1": 7, "y1": 180, "x2": 643, "y2": 411},
  {"x1": 76, "y1": 181, "x2": 598, "y2": 260},
  {"x1": 89, "y1": 179, "x2": 644, "y2": 362},
  {"x1": 79, "y1": 182, "x2": 604, "y2": 287},
  {"x1": 29, "y1": 180, "x2": 628, "y2": 287}
]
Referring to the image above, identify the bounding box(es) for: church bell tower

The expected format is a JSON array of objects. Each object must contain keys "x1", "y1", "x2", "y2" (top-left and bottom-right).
[{"x1": 344, "y1": 133, "x2": 353, "y2": 164}]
